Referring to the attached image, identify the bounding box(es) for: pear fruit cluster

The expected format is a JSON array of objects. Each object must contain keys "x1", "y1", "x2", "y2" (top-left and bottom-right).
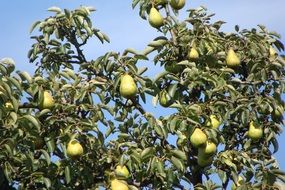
[
  {"x1": 148, "y1": 7, "x2": 164, "y2": 28},
  {"x1": 39, "y1": 91, "x2": 55, "y2": 110},
  {"x1": 226, "y1": 48, "x2": 240, "y2": 67},
  {"x1": 66, "y1": 139, "x2": 84, "y2": 159},
  {"x1": 170, "y1": 0, "x2": 186, "y2": 10},
  {"x1": 119, "y1": 74, "x2": 137, "y2": 99}
]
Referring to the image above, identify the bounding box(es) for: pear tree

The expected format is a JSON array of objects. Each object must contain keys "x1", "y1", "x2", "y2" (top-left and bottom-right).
[{"x1": 0, "y1": 1, "x2": 285, "y2": 189}]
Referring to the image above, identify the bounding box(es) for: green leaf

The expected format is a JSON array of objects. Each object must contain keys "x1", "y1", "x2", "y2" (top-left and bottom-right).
[
  {"x1": 47, "y1": 6, "x2": 62, "y2": 13},
  {"x1": 170, "y1": 156, "x2": 185, "y2": 172},
  {"x1": 65, "y1": 166, "x2": 71, "y2": 184},
  {"x1": 171, "y1": 149, "x2": 187, "y2": 161},
  {"x1": 22, "y1": 115, "x2": 41, "y2": 131}
]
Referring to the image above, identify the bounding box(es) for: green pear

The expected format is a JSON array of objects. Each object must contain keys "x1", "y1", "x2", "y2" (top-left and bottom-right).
[
  {"x1": 115, "y1": 165, "x2": 130, "y2": 178},
  {"x1": 66, "y1": 140, "x2": 84, "y2": 159},
  {"x1": 197, "y1": 154, "x2": 213, "y2": 167},
  {"x1": 226, "y1": 48, "x2": 240, "y2": 67},
  {"x1": 170, "y1": 0, "x2": 186, "y2": 10},
  {"x1": 272, "y1": 105, "x2": 284, "y2": 121},
  {"x1": 248, "y1": 121, "x2": 263, "y2": 141},
  {"x1": 206, "y1": 115, "x2": 221, "y2": 129},
  {"x1": 148, "y1": 7, "x2": 164, "y2": 28},
  {"x1": 198, "y1": 141, "x2": 217, "y2": 157},
  {"x1": 187, "y1": 47, "x2": 199, "y2": 60},
  {"x1": 111, "y1": 179, "x2": 129, "y2": 190},
  {"x1": 39, "y1": 91, "x2": 55, "y2": 110},
  {"x1": 159, "y1": 90, "x2": 172, "y2": 107},
  {"x1": 119, "y1": 74, "x2": 137, "y2": 99},
  {"x1": 190, "y1": 128, "x2": 207, "y2": 148}
]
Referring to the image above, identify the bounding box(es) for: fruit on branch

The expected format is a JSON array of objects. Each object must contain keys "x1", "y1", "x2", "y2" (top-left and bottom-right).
[
  {"x1": 5, "y1": 102, "x2": 13, "y2": 110},
  {"x1": 226, "y1": 48, "x2": 240, "y2": 67},
  {"x1": 111, "y1": 179, "x2": 129, "y2": 190},
  {"x1": 272, "y1": 105, "x2": 284, "y2": 121},
  {"x1": 148, "y1": 7, "x2": 164, "y2": 28},
  {"x1": 66, "y1": 139, "x2": 84, "y2": 159},
  {"x1": 187, "y1": 47, "x2": 199, "y2": 60},
  {"x1": 115, "y1": 165, "x2": 130, "y2": 178},
  {"x1": 198, "y1": 141, "x2": 217, "y2": 157},
  {"x1": 159, "y1": 90, "x2": 172, "y2": 107},
  {"x1": 206, "y1": 115, "x2": 221, "y2": 129},
  {"x1": 170, "y1": 0, "x2": 186, "y2": 10},
  {"x1": 119, "y1": 74, "x2": 137, "y2": 99},
  {"x1": 190, "y1": 128, "x2": 207, "y2": 148},
  {"x1": 197, "y1": 154, "x2": 213, "y2": 167},
  {"x1": 269, "y1": 46, "x2": 277, "y2": 58},
  {"x1": 231, "y1": 176, "x2": 244, "y2": 190},
  {"x1": 39, "y1": 91, "x2": 55, "y2": 110},
  {"x1": 248, "y1": 121, "x2": 263, "y2": 141}
]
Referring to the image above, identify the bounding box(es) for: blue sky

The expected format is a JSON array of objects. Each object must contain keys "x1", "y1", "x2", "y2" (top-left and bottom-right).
[{"x1": 0, "y1": 0, "x2": 284, "y2": 175}]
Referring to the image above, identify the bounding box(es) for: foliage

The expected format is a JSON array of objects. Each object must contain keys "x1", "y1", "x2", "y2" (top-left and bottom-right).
[{"x1": 1, "y1": 1, "x2": 285, "y2": 189}]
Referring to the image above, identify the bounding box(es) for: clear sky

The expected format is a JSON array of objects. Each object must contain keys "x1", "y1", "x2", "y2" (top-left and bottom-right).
[{"x1": 0, "y1": 0, "x2": 284, "y2": 172}]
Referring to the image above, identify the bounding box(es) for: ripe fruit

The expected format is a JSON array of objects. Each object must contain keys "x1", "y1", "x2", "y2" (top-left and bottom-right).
[
  {"x1": 148, "y1": 7, "x2": 164, "y2": 28},
  {"x1": 190, "y1": 128, "x2": 207, "y2": 148},
  {"x1": 170, "y1": 0, "x2": 186, "y2": 10},
  {"x1": 197, "y1": 155, "x2": 213, "y2": 167},
  {"x1": 111, "y1": 179, "x2": 129, "y2": 190},
  {"x1": 66, "y1": 140, "x2": 84, "y2": 159},
  {"x1": 206, "y1": 115, "x2": 221, "y2": 129},
  {"x1": 231, "y1": 176, "x2": 244, "y2": 190},
  {"x1": 119, "y1": 74, "x2": 137, "y2": 99},
  {"x1": 198, "y1": 141, "x2": 217, "y2": 157},
  {"x1": 248, "y1": 121, "x2": 263, "y2": 141},
  {"x1": 269, "y1": 46, "x2": 277, "y2": 58},
  {"x1": 187, "y1": 47, "x2": 199, "y2": 60},
  {"x1": 115, "y1": 165, "x2": 130, "y2": 178},
  {"x1": 159, "y1": 90, "x2": 172, "y2": 107},
  {"x1": 39, "y1": 91, "x2": 55, "y2": 110},
  {"x1": 5, "y1": 102, "x2": 13, "y2": 110},
  {"x1": 226, "y1": 48, "x2": 240, "y2": 67}
]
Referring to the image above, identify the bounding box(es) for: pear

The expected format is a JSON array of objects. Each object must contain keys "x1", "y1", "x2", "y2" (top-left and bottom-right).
[
  {"x1": 159, "y1": 90, "x2": 172, "y2": 107},
  {"x1": 197, "y1": 154, "x2": 213, "y2": 167},
  {"x1": 248, "y1": 121, "x2": 263, "y2": 141},
  {"x1": 39, "y1": 91, "x2": 55, "y2": 110},
  {"x1": 111, "y1": 179, "x2": 129, "y2": 190},
  {"x1": 119, "y1": 74, "x2": 137, "y2": 99},
  {"x1": 226, "y1": 48, "x2": 240, "y2": 67},
  {"x1": 170, "y1": 0, "x2": 186, "y2": 10},
  {"x1": 115, "y1": 165, "x2": 130, "y2": 178},
  {"x1": 272, "y1": 105, "x2": 284, "y2": 122},
  {"x1": 269, "y1": 46, "x2": 277, "y2": 58},
  {"x1": 66, "y1": 139, "x2": 84, "y2": 159},
  {"x1": 198, "y1": 141, "x2": 217, "y2": 157},
  {"x1": 148, "y1": 7, "x2": 164, "y2": 28},
  {"x1": 5, "y1": 102, "x2": 13, "y2": 110},
  {"x1": 190, "y1": 128, "x2": 207, "y2": 148},
  {"x1": 206, "y1": 115, "x2": 221, "y2": 129},
  {"x1": 187, "y1": 47, "x2": 199, "y2": 60}
]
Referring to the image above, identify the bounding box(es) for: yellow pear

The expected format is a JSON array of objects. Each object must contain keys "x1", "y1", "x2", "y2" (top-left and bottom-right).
[
  {"x1": 197, "y1": 154, "x2": 213, "y2": 167},
  {"x1": 66, "y1": 139, "x2": 84, "y2": 159},
  {"x1": 226, "y1": 48, "x2": 240, "y2": 67},
  {"x1": 115, "y1": 165, "x2": 130, "y2": 178},
  {"x1": 248, "y1": 121, "x2": 263, "y2": 141},
  {"x1": 198, "y1": 141, "x2": 217, "y2": 157},
  {"x1": 111, "y1": 179, "x2": 129, "y2": 190},
  {"x1": 119, "y1": 74, "x2": 137, "y2": 99},
  {"x1": 39, "y1": 91, "x2": 55, "y2": 110},
  {"x1": 170, "y1": 0, "x2": 186, "y2": 10},
  {"x1": 190, "y1": 128, "x2": 207, "y2": 148},
  {"x1": 187, "y1": 47, "x2": 199, "y2": 60},
  {"x1": 148, "y1": 7, "x2": 164, "y2": 28},
  {"x1": 5, "y1": 102, "x2": 13, "y2": 110},
  {"x1": 206, "y1": 115, "x2": 221, "y2": 129},
  {"x1": 269, "y1": 46, "x2": 277, "y2": 58},
  {"x1": 231, "y1": 176, "x2": 244, "y2": 190}
]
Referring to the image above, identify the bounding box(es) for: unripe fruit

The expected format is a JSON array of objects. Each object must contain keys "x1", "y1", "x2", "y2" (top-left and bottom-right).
[
  {"x1": 198, "y1": 141, "x2": 217, "y2": 157},
  {"x1": 197, "y1": 155, "x2": 213, "y2": 167},
  {"x1": 115, "y1": 165, "x2": 130, "y2": 178},
  {"x1": 170, "y1": 0, "x2": 186, "y2": 10},
  {"x1": 111, "y1": 179, "x2": 129, "y2": 190},
  {"x1": 187, "y1": 47, "x2": 199, "y2": 60},
  {"x1": 159, "y1": 90, "x2": 172, "y2": 107},
  {"x1": 190, "y1": 128, "x2": 207, "y2": 148},
  {"x1": 248, "y1": 121, "x2": 263, "y2": 141},
  {"x1": 148, "y1": 7, "x2": 164, "y2": 28},
  {"x1": 226, "y1": 48, "x2": 240, "y2": 67},
  {"x1": 39, "y1": 91, "x2": 55, "y2": 110},
  {"x1": 119, "y1": 74, "x2": 137, "y2": 99},
  {"x1": 66, "y1": 140, "x2": 84, "y2": 159},
  {"x1": 206, "y1": 115, "x2": 220, "y2": 129}
]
